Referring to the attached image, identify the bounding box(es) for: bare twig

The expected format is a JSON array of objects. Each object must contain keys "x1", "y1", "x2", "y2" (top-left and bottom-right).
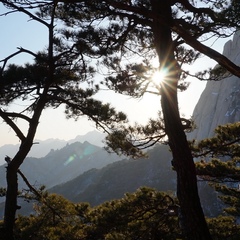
[
  {"x1": 17, "y1": 168, "x2": 63, "y2": 220},
  {"x1": 0, "y1": 108, "x2": 26, "y2": 142}
]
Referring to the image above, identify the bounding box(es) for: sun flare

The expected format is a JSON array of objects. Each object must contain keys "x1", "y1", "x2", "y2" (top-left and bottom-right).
[{"x1": 152, "y1": 69, "x2": 166, "y2": 85}]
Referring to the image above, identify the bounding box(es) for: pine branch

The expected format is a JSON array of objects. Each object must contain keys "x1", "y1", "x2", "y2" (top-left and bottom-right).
[
  {"x1": 17, "y1": 168, "x2": 63, "y2": 220},
  {"x1": 0, "y1": 108, "x2": 26, "y2": 142}
]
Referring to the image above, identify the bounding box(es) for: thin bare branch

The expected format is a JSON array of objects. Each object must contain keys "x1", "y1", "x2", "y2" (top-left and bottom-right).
[
  {"x1": 0, "y1": 108, "x2": 26, "y2": 142},
  {"x1": 0, "y1": 47, "x2": 38, "y2": 73},
  {"x1": 1, "y1": 0, "x2": 50, "y2": 28},
  {"x1": 17, "y1": 168, "x2": 63, "y2": 220}
]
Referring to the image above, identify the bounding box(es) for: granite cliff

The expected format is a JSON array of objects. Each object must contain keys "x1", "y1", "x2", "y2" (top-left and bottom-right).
[{"x1": 188, "y1": 31, "x2": 240, "y2": 141}]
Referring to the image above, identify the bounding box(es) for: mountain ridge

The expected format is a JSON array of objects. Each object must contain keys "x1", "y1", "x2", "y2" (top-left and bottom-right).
[
  {"x1": 0, "y1": 140, "x2": 121, "y2": 191},
  {"x1": 3, "y1": 144, "x2": 220, "y2": 218},
  {"x1": 0, "y1": 130, "x2": 105, "y2": 166}
]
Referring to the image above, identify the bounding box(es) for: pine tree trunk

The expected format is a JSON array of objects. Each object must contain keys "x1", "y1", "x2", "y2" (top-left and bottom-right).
[
  {"x1": 3, "y1": 113, "x2": 43, "y2": 238},
  {"x1": 4, "y1": 165, "x2": 18, "y2": 240},
  {"x1": 3, "y1": 93, "x2": 46, "y2": 238},
  {"x1": 150, "y1": 1, "x2": 212, "y2": 239},
  {"x1": 161, "y1": 89, "x2": 212, "y2": 240}
]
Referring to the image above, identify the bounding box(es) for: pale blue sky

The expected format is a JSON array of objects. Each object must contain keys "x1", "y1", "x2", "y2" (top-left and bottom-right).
[{"x1": 0, "y1": 3, "x2": 229, "y2": 146}]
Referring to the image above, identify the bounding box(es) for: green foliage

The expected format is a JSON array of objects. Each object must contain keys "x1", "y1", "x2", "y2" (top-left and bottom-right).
[
  {"x1": 13, "y1": 186, "x2": 240, "y2": 240},
  {"x1": 105, "y1": 113, "x2": 167, "y2": 157},
  {"x1": 195, "y1": 122, "x2": 240, "y2": 156},
  {"x1": 214, "y1": 184, "x2": 240, "y2": 217},
  {"x1": 105, "y1": 114, "x2": 194, "y2": 158},
  {"x1": 15, "y1": 188, "x2": 181, "y2": 240},
  {"x1": 193, "y1": 122, "x2": 240, "y2": 222},
  {"x1": 15, "y1": 194, "x2": 89, "y2": 240},
  {"x1": 85, "y1": 187, "x2": 180, "y2": 240},
  {"x1": 208, "y1": 216, "x2": 240, "y2": 240},
  {"x1": 217, "y1": 0, "x2": 240, "y2": 27},
  {"x1": 0, "y1": 0, "x2": 127, "y2": 131},
  {"x1": 193, "y1": 122, "x2": 240, "y2": 181},
  {"x1": 196, "y1": 158, "x2": 240, "y2": 181},
  {"x1": 191, "y1": 122, "x2": 240, "y2": 238},
  {"x1": 0, "y1": 188, "x2": 6, "y2": 197}
]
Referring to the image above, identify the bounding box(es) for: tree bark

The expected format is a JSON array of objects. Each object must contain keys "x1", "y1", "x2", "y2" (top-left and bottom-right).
[
  {"x1": 3, "y1": 97, "x2": 46, "y2": 239},
  {"x1": 4, "y1": 165, "x2": 18, "y2": 240},
  {"x1": 4, "y1": 143, "x2": 35, "y2": 239},
  {"x1": 150, "y1": 1, "x2": 212, "y2": 239}
]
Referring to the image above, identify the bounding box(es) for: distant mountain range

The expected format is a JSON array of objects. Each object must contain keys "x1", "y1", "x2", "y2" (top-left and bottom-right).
[
  {"x1": 49, "y1": 144, "x2": 176, "y2": 205},
  {"x1": 0, "y1": 141, "x2": 221, "y2": 219},
  {"x1": 0, "y1": 130, "x2": 106, "y2": 166},
  {"x1": 48, "y1": 144, "x2": 221, "y2": 217},
  {"x1": 0, "y1": 141, "x2": 120, "y2": 189},
  {"x1": 0, "y1": 139, "x2": 121, "y2": 218}
]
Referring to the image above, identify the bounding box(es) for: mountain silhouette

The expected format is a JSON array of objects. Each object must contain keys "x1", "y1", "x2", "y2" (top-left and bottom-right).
[{"x1": 0, "y1": 130, "x2": 105, "y2": 166}]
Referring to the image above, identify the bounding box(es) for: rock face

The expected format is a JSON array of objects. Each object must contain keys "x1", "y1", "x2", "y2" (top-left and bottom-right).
[{"x1": 188, "y1": 32, "x2": 240, "y2": 141}]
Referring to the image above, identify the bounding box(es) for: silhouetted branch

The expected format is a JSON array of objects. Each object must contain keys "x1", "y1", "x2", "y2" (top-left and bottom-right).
[
  {"x1": 0, "y1": 108, "x2": 26, "y2": 142},
  {"x1": 17, "y1": 167, "x2": 63, "y2": 220}
]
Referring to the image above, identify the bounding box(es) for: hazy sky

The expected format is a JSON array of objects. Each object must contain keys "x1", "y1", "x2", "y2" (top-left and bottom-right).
[{"x1": 0, "y1": 3, "x2": 229, "y2": 147}]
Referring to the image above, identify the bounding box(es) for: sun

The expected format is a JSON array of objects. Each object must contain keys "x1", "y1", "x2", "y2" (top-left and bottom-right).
[{"x1": 151, "y1": 69, "x2": 166, "y2": 85}]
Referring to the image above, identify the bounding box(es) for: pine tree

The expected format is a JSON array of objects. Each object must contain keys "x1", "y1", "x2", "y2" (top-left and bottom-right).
[
  {"x1": 191, "y1": 122, "x2": 240, "y2": 239},
  {"x1": 193, "y1": 123, "x2": 240, "y2": 215},
  {"x1": 63, "y1": 1, "x2": 240, "y2": 239},
  {"x1": 86, "y1": 187, "x2": 180, "y2": 240},
  {"x1": 15, "y1": 187, "x2": 180, "y2": 240},
  {"x1": 0, "y1": 1, "x2": 126, "y2": 238}
]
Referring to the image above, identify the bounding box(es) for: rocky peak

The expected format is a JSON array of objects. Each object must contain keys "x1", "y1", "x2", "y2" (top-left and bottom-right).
[{"x1": 188, "y1": 32, "x2": 240, "y2": 141}]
